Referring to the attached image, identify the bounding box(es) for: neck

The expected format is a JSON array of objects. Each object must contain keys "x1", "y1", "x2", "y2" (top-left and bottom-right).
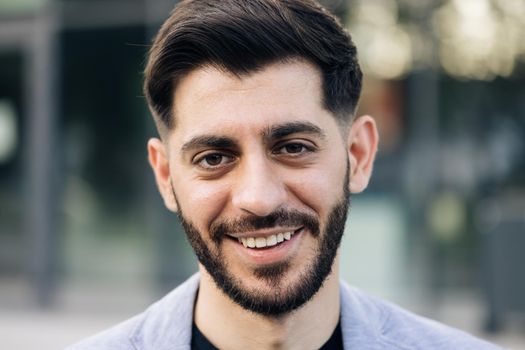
[{"x1": 194, "y1": 259, "x2": 341, "y2": 350}]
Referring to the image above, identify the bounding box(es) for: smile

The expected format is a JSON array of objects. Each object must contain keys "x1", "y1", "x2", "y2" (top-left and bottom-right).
[
  {"x1": 227, "y1": 228, "x2": 304, "y2": 265},
  {"x1": 236, "y1": 231, "x2": 296, "y2": 249}
]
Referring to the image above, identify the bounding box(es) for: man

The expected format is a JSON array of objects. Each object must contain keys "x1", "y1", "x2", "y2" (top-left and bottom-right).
[{"x1": 69, "y1": 0, "x2": 502, "y2": 349}]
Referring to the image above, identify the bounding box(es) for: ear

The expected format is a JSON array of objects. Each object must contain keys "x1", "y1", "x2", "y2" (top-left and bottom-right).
[
  {"x1": 347, "y1": 115, "x2": 379, "y2": 193},
  {"x1": 147, "y1": 138, "x2": 178, "y2": 212}
]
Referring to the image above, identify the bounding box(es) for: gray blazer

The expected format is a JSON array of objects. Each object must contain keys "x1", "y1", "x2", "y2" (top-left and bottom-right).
[{"x1": 68, "y1": 273, "x2": 502, "y2": 350}]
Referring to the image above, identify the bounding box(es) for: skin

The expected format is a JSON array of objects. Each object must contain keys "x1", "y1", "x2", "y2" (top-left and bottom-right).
[{"x1": 148, "y1": 60, "x2": 378, "y2": 349}]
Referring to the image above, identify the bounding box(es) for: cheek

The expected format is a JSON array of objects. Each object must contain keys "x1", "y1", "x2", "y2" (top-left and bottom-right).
[
  {"x1": 289, "y1": 165, "x2": 346, "y2": 215},
  {"x1": 173, "y1": 178, "x2": 230, "y2": 228}
]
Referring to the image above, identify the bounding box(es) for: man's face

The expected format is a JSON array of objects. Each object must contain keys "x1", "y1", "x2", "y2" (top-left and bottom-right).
[{"x1": 158, "y1": 61, "x2": 352, "y2": 315}]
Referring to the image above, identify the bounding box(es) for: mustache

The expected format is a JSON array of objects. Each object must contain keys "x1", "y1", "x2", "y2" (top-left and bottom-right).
[{"x1": 209, "y1": 209, "x2": 320, "y2": 244}]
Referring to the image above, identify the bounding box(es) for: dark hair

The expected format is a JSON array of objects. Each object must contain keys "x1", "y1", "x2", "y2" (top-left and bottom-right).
[{"x1": 144, "y1": 0, "x2": 362, "y2": 131}]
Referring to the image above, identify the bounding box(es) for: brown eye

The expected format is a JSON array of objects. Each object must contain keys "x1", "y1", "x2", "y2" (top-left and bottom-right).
[
  {"x1": 284, "y1": 143, "x2": 305, "y2": 154},
  {"x1": 203, "y1": 154, "x2": 224, "y2": 166},
  {"x1": 195, "y1": 152, "x2": 235, "y2": 169},
  {"x1": 271, "y1": 140, "x2": 318, "y2": 162}
]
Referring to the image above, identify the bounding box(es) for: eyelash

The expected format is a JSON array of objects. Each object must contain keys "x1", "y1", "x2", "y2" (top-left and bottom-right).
[
  {"x1": 193, "y1": 152, "x2": 235, "y2": 169},
  {"x1": 273, "y1": 142, "x2": 315, "y2": 156}
]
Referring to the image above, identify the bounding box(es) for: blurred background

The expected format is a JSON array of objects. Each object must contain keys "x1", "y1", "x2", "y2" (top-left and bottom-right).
[{"x1": 0, "y1": 0, "x2": 524, "y2": 348}]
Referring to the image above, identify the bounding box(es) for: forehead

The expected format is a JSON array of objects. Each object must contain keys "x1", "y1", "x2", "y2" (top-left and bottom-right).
[{"x1": 170, "y1": 60, "x2": 336, "y2": 144}]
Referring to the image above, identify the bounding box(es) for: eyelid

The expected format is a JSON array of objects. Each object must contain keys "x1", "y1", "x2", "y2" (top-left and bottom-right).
[
  {"x1": 272, "y1": 140, "x2": 317, "y2": 154},
  {"x1": 192, "y1": 150, "x2": 236, "y2": 169}
]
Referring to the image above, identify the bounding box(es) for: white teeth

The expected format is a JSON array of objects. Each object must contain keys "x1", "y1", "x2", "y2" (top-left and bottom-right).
[
  {"x1": 266, "y1": 234, "x2": 277, "y2": 247},
  {"x1": 238, "y1": 231, "x2": 296, "y2": 249},
  {"x1": 255, "y1": 237, "x2": 266, "y2": 248}
]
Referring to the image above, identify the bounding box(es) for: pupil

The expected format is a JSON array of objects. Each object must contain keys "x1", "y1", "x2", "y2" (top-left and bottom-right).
[
  {"x1": 286, "y1": 144, "x2": 302, "y2": 153},
  {"x1": 206, "y1": 154, "x2": 222, "y2": 165}
]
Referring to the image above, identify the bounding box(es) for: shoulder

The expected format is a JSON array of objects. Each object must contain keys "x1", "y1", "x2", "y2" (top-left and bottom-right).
[
  {"x1": 66, "y1": 273, "x2": 200, "y2": 350},
  {"x1": 65, "y1": 315, "x2": 141, "y2": 350},
  {"x1": 339, "y1": 282, "x2": 504, "y2": 350}
]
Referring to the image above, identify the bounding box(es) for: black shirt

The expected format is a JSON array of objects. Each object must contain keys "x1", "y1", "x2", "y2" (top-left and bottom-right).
[{"x1": 191, "y1": 320, "x2": 344, "y2": 350}]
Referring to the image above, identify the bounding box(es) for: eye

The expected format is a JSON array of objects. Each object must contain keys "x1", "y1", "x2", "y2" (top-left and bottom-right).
[
  {"x1": 282, "y1": 143, "x2": 306, "y2": 154},
  {"x1": 273, "y1": 142, "x2": 314, "y2": 156},
  {"x1": 194, "y1": 152, "x2": 235, "y2": 169}
]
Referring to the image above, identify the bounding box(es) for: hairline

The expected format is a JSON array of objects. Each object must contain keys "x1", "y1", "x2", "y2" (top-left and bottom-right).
[{"x1": 157, "y1": 56, "x2": 353, "y2": 141}]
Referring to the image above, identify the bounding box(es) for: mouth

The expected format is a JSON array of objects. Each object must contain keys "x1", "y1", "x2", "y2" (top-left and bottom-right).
[{"x1": 228, "y1": 228, "x2": 302, "y2": 249}]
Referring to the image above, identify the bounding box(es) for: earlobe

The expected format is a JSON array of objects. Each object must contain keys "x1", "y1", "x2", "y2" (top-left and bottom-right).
[
  {"x1": 347, "y1": 115, "x2": 379, "y2": 193},
  {"x1": 147, "y1": 138, "x2": 178, "y2": 212}
]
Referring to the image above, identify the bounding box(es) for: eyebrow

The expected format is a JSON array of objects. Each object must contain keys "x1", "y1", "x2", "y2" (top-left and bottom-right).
[
  {"x1": 263, "y1": 121, "x2": 326, "y2": 140},
  {"x1": 180, "y1": 121, "x2": 326, "y2": 154},
  {"x1": 180, "y1": 135, "x2": 238, "y2": 153}
]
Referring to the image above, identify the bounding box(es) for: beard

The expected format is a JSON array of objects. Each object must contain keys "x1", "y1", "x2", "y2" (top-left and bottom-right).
[{"x1": 173, "y1": 171, "x2": 350, "y2": 317}]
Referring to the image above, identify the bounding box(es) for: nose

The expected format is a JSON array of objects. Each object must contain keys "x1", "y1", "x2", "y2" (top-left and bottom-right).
[{"x1": 231, "y1": 157, "x2": 287, "y2": 217}]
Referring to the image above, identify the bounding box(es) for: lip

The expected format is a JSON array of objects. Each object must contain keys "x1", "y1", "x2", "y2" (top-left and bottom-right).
[
  {"x1": 227, "y1": 228, "x2": 304, "y2": 265},
  {"x1": 227, "y1": 227, "x2": 302, "y2": 239}
]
